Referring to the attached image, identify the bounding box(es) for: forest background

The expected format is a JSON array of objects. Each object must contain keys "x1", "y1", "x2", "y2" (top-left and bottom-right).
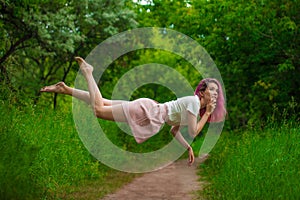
[{"x1": 0, "y1": 0, "x2": 299, "y2": 199}]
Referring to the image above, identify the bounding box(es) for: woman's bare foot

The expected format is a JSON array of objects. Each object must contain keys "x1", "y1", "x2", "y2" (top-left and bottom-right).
[
  {"x1": 75, "y1": 57, "x2": 93, "y2": 76},
  {"x1": 40, "y1": 82, "x2": 68, "y2": 94}
]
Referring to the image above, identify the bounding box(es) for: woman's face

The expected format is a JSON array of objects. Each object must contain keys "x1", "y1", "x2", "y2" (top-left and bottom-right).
[{"x1": 202, "y1": 82, "x2": 219, "y2": 103}]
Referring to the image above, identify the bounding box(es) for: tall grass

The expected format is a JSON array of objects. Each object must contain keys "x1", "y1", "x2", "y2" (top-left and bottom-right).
[
  {"x1": 0, "y1": 102, "x2": 138, "y2": 199},
  {"x1": 199, "y1": 122, "x2": 300, "y2": 199},
  {"x1": 0, "y1": 98, "x2": 176, "y2": 199}
]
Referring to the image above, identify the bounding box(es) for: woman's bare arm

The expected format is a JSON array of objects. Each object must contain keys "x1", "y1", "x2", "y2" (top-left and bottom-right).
[
  {"x1": 187, "y1": 97, "x2": 216, "y2": 138},
  {"x1": 170, "y1": 126, "x2": 194, "y2": 165},
  {"x1": 186, "y1": 111, "x2": 209, "y2": 138}
]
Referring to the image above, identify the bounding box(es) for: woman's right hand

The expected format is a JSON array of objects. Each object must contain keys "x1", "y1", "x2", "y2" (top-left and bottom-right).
[{"x1": 206, "y1": 97, "x2": 217, "y2": 115}]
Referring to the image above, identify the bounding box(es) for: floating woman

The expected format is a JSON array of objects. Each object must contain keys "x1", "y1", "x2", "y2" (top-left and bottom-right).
[{"x1": 40, "y1": 57, "x2": 226, "y2": 165}]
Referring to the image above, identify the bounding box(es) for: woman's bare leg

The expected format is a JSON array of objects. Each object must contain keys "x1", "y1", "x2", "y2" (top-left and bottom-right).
[
  {"x1": 40, "y1": 82, "x2": 91, "y2": 104},
  {"x1": 40, "y1": 82, "x2": 128, "y2": 106},
  {"x1": 75, "y1": 57, "x2": 127, "y2": 122}
]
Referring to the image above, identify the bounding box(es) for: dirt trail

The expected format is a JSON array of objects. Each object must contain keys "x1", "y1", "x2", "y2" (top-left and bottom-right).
[{"x1": 101, "y1": 158, "x2": 203, "y2": 200}]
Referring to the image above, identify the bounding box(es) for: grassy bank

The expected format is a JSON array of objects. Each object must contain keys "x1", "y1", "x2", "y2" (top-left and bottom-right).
[
  {"x1": 0, "y1": 102, "x2": 141, "y2": 199},
  {"x1": 199, "y1": 122, "x2": 300, "y2": 199}
]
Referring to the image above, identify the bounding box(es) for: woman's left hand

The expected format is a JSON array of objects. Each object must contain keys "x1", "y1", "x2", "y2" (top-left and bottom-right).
[{"x1": 188, "y1": 147, "x2": 195, "y2": 166}]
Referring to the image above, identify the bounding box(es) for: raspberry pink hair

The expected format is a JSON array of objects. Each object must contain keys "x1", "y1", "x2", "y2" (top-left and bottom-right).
[{"x1": 194, "y1": 78, "x2": 226, "y2": 122}]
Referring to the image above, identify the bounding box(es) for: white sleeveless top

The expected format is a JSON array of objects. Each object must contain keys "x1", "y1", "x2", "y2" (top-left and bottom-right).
[{"x1": 164, "y1": 95, "x2": 200, "y2": 126}]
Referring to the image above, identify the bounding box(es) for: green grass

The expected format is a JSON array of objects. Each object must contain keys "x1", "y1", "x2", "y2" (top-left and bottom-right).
[
  {"x1": 0, "y1": 102, "x2": 139, "y2": 199},
  {"x1": 198, "y1": 122, "x2": 300, "y2": 200},
  {"x1": 4, "y1": 99, "x2": 298, "y2": 200}
]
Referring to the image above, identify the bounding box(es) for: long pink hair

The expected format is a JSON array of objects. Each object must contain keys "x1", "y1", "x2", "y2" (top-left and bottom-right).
[{"x1": 194, "y1": 78, "x2": 226, "y2": 122}]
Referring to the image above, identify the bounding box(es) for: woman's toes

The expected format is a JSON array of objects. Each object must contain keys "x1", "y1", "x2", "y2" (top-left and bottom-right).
[
  {"x1": 75, "y1": 56, "x2": 93, "y2": 73},
  {"x1": 75, "y1": 56, "x2": 84, "y2": 63},
  {"x1": 40, "y1": 87, "x2": 47, "y2": 92},
  {"x1": 40, "y1": 82, "x2": 66, "y2": 93}
]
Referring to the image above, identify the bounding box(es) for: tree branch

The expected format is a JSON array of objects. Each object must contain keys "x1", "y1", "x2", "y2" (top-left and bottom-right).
[{"x1": 0, "y1": 34, "x2": 32, "y2": 65}]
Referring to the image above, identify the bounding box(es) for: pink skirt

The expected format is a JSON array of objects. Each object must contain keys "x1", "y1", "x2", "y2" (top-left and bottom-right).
[{"x1": 122, "y1": 98, "x2": 168, "y2": 143}]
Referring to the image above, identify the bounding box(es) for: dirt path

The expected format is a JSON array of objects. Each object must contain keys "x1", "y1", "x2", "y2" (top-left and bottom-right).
[{"x1": 101, "y1": 158, "x2": 203, "y2": 200}]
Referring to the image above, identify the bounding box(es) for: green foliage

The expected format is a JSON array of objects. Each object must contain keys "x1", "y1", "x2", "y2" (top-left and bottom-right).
[
  {"x1": 199, "y1": 123, "x2": 300, "y2": 199},
  {"x1": 100, "y1": 47, "x2": 201, "y2": 105},
  {"x1": 133, "y1": 0, "x2": 300, "y2": 129},
  {"x1": 0, "y1": 0, "x2": 136, "y2": 107},
  {"x1": 190, "y1": 0, "x2": 300, "y2": 128}
]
